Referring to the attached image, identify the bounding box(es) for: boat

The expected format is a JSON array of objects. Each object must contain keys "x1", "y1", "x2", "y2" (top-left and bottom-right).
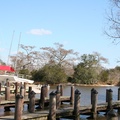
[
  {"x1": 0, "y1": 65, "x2": 34, "y2": 84},
  {"x1": 0, "y1": 74, "x2": 34, "y2": 84}
]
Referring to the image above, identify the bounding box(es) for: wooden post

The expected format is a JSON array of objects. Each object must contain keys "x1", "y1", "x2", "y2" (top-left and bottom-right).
[
  {"x1": 91, "y1": 88, "x2": 95, "y2": 104},
  {"x1": 5, "y1": 85, "x2": 10, "y2": 100},
  {"x1": 107, "y1": 109, "x2": 118, "y2": 120},
  {"x1": 15, "y1": 82, "x2": 19, "y2": 95},
  {"x1": 118, "y1": 87, "x2": 120, "y2": 100},
  {"x1": 118, "y1": 87, "x2": 120, "y2": 113},
  {"x1": 106, "y1": 89, "x2": 109, "y2": 102},
  {"x1": 28, "y1": 86, "x2": 32, "y2": 98},
  {"x1": 57, "y1": 84, "x2": 61, "y2": 92},
  {"x1": 20, "y1": 85, "x2": 24, "y2": 97},
  {"x1": 4, "y1": 83, "x2": 10, "y2": 111},
  {"x1": 91, "y1": 89, "x2": 98, "y2": 119},
  {"x1": 60, "y1": 84, "x2": 63, "y2": 96},
  {"x1": 14, "y1": 94, "x2": 23, "y2": 120},
  {"x1": 0, "y1": 95, "x2": 1, "y2": 103},
  {"x1": 39, "y1": 85, "x2": 46, "y2": 109},
  {"x1": 56, "y1": 90, "x2": 60, "y2": 109},
  {"x1": 70, "y1": 85, "x2": 74, "y2": 105},
  {"x1": 44, "y1": 85, "x2": 48, "y2": 97},
  {"x1": 29, "y1": 91, "x2": 36, "y2": 113},
  {"x1": 0, "y1": 83, "x2": 1, "y2": 94},
  {"x1": 107, "y1": 89, "x2": 113, "y2": 111},
  {"x1": 20, "y1": 85, "x2": 24, "y2": 112},
  {"x1": 49, "y1": 91, "x2": 56, "y2": 120},
  {"x1": 24, "y1": 82, "x2": 27, "y2": 96},
  {"x1": 74, "y1": 89, "x2": 81, "y2": 120}
]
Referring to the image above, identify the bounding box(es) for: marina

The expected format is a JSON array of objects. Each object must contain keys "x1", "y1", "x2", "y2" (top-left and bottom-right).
[{"x1": 0, "y1": 83, "x2": 119, "y2": 119}]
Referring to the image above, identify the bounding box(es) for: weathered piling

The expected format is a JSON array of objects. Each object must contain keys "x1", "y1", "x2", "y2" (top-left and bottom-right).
[
  {"x1": 48, "y1": 91, "x2": 56, "y2": 120},
  {"x1": 70, "y1": 85, "x2": 74, "y2": 105},
  {"x1": 5, "y1": 82, "x2": 10, "y2": 100},
  {"x1": 91, "y1": 89, "x2": 98, "y2": 119},
  {"x1": 118, "y1": 87, "x2": 120, "y2": 113},
  {"x1": 56, "y1": 90, "x2": 60, "y2": 109},
  {"x1": 57, "y1": 84, "x2": 61, "y2": 92},
  {"x1": 20, "y1": 84, "x2": 25, "y2": 110},
  {"x1": 0, "y1": 83, "x2": 1, "y2": 94},
  {"x1": 24, "y1": 82, "x2": 27, "y2": 96},
  {"x1": 29, "y1": 91, "x2": 36, "y2": 113},
  {"x1": 28, "y1": 86, "x2": 32, "y2": 98},
  {"x1": 45, "y1": 85, "x2": 49, "y2": 97},
  {"x1": 73, "y1": 89, "x2": 81, "y2": 120},
  {"x1": 107, "y1": 89, "x2": 113, "y2": 111},
  {"x1": 60, "y1": 84, "x2": 63, "y2": 96},
  {"x1": 106, "y1": 89, "x2": 109, "y2": 102},
  {"x1": 15, "y1": 82, "x2": 19, "y2": 95},
  {"x1": 39, "y1": 85, "x2": 47, "y2": 109},
  {"x1": 91, "y1": 88, "x2": 95, "y2": 104},
  {"x1": 20, "y1": 85, "x2": 25, "y2": 97},
  {"x1": 14, "y1": 94, "x2": 23, "y2": 120}
]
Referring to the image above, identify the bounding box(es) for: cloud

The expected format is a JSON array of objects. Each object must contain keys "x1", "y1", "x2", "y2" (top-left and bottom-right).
[{"x1": 27, "y1": 29, "x2": 52, "y2": 35}]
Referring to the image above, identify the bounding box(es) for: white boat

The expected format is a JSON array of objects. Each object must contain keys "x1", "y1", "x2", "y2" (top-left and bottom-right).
[{"x1": 0, "y1": 74, "x2": 34, "y2": 84}]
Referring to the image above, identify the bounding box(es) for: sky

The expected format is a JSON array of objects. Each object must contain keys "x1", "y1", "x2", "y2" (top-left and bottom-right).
[{"x1": 0, "y1": 0, "x2": 119, "y2": 69}]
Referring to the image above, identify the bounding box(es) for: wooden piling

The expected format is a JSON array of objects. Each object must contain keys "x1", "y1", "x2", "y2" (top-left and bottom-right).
[
  {"x1": 73, "y1": 89, "x2": 81, "y2": 120},
  {"x1": 28, "y1": 86, "x2": 32, "y2": 98},
  {"x1": 118, "y1": 87, "x2": 120, "y2": 113},
  {"x1": 60, "y1": 84, "x2": 63, "y2": 96},
  {"x1": 107, "y1": 89, "x2": 113, "y2": 111},
  {"x1": 14, "y1": 94, "x2": 23, "y2": 120},
  {"x1": 0, "y1": 83, "x2": 1, "y2": 94},
  {"x1": 4, "y1": 83, "x2": 11, "y2": 112},
  {"x1": 24, "y1": 82, "x2": 27, "y2": 96},
  {"x1": 118, "y1": 87, "x2": 120, "y2": 100},
  {"x1": 106, "y1": 89, "x2": 109, "y2": 102},
  {"x1": 45, "y1": 85, "x2": 48, "y2": 97},
  {"x1": 29, "y1": 91, "x2": 36, "y2": 113},
  {"x1": 20, "y1": 85, "x2": 24, "y2": 97},
  {"x1": 5, "y1": 85, "x2": 10, "y2": 100},
  {"x1": 20, "y1": 85, "x2": 25, "y2": 112},
  {"x1": 91, "y1": 88, "x2": 95, "y2": 104},
  {"x1": 57, "y1": 84, "x2": 61, "y2": 92},
  {"x1": 91, "y1": 89, "x2": 98, "y2": 119},
  {"x1": 56, "y1": 90, "x2": 60, "y2": 109},
  {"x1": 48, "y1": 91, "x2": 56, "y2": 120},
  {"x1": 15, "y1": 82, "x2": 19, "y2": 95},
  {"x1": 39, "y1": 85, "x2": 46, "y2": 109},
  {"x1": 70, "y1": 85, "x2": 74, "y2": 105}
]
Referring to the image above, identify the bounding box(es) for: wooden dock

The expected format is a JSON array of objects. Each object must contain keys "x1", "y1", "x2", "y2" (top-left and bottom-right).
[
  {"x1": 0, "y1": 83, "x2": 119, "y2": 120},
  {"x1": 0, "y1": 101, "x2": 120, "y2": 120}
]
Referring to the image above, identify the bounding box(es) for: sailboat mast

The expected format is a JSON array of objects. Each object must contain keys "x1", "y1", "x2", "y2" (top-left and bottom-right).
[
  {"x1": 7, "y1": 30, "x2": 15, "y2": 65},
  {"x1": 14, "y1": 32, "x2": 21, "y2": 72}
]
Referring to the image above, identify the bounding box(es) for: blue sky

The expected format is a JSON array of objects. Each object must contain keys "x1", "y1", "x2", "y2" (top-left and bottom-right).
[{"x1": 0, "y1": 0, "x2": 119, "y2": 68}]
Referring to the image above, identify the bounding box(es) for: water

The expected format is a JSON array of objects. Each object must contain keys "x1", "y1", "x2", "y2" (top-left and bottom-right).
[
  {"x1": 49, "y1": 85, "x2": 120, "y2": 120},
  {"x1": 0, "y1": 85, "x2": 120, "y2": 119}
]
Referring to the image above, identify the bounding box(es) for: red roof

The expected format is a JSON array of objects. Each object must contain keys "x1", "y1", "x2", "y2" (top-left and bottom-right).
[{"x1": 0, "y1": 65, "x2": 15, "y2": 72}]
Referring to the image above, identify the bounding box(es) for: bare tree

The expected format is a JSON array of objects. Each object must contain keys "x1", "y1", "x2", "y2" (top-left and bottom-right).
[
  {"x1": 40, "y1": 43, "x2": 79, "y2": 75},
  {"x1": 105, "y1": 0, "x2": 120, "y2": 44},
  {"x1": 10, "y1": 44, "x2": 44, "y2": 72}
]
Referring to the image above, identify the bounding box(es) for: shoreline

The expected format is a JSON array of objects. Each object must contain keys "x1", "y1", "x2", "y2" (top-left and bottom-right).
[{"x1": 57, "y1": 82, "x2": 119, "y2": 87}]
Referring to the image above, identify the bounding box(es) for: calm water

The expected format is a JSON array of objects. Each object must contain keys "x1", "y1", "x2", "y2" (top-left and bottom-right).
[
  {"x1": 0, "y1": 85, "x2": 120, "y2": 119},
  {"x1": 49, "y1": 85, "x2": 120, "y2": 120}
]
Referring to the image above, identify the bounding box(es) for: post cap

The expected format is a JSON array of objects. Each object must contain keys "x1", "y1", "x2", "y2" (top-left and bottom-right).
[{"x1": 75, "y1": 89, "x2": 81, "y2": 95}]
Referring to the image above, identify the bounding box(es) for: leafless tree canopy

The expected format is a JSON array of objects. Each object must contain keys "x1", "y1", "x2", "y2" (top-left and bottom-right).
[
  {"x1": 105, "y1": 0, "x2": 120, "y2": 44},
  {"x1": 10, "y1": 43, "x2": 79, "y2": 75}
]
